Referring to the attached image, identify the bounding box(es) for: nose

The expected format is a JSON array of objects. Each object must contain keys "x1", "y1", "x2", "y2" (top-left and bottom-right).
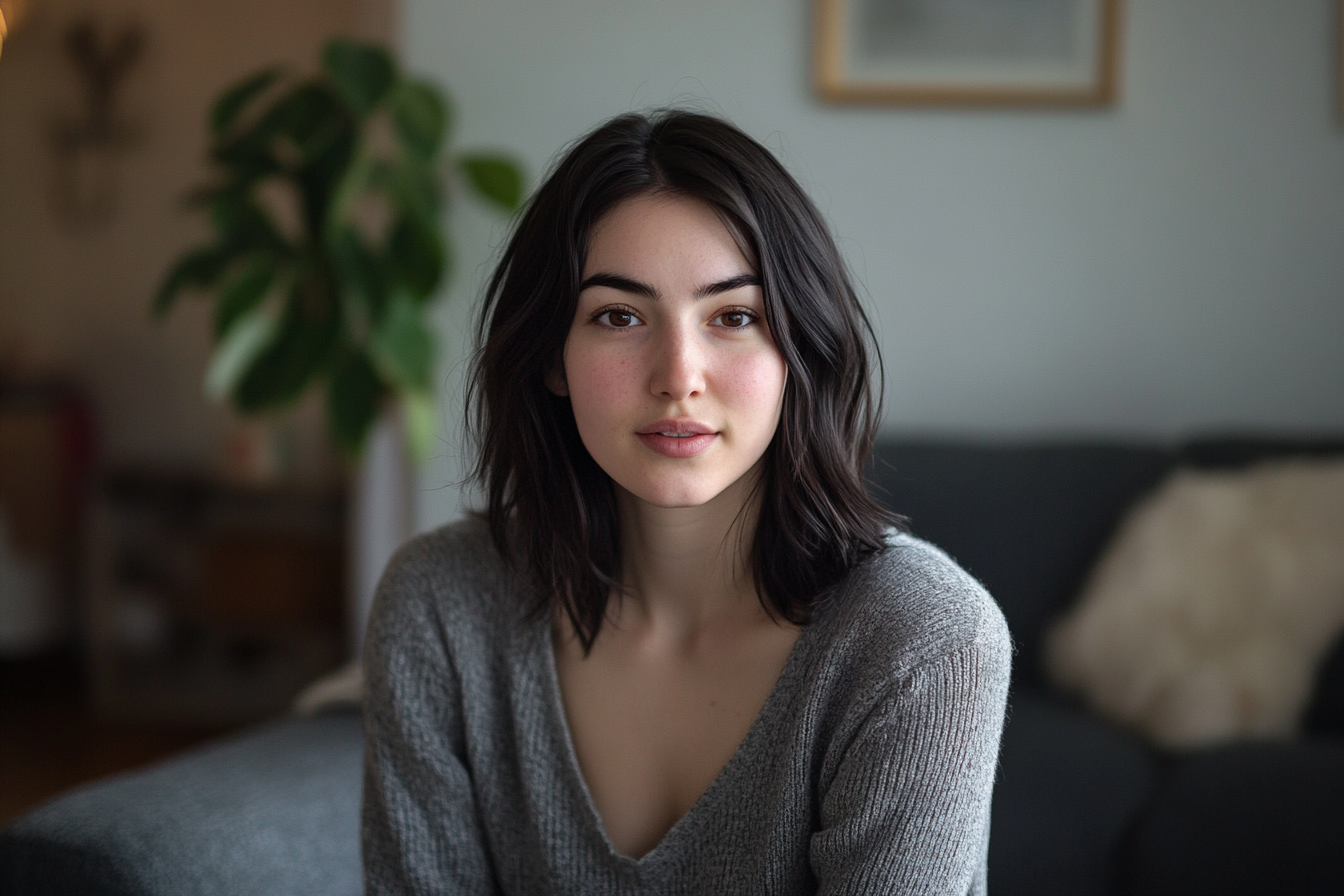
[{"x1": 648, "y1": 319, "x2": 705, "y2": 401}]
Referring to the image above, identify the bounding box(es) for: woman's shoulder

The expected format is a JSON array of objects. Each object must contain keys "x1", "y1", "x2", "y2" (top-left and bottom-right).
[
  {"x1": 383, "y1": 513, "x2": 501, "y2": 580},
  {"x1": 368, "y1": 515, "x2": 526, "y2": 647},
  {"x1": 817, "y1": 529, "x2": 1012, "y2": 680}
]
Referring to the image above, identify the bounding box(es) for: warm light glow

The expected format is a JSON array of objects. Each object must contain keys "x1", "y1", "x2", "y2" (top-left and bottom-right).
[
  {"x1": 0, "y1": 0, "x2": 31, "y2": 29},
  {"x1": 0, "y1": 0, "x2": 31, "y2": 53}
]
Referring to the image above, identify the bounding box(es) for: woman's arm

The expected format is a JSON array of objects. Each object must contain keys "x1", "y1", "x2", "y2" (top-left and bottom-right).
[
  {"x1": 361, "y1": 552, "x2": 499, "y2": 895},
  {"x1": 810, "y1": 625, "x2": 1011, "y2": 896}
]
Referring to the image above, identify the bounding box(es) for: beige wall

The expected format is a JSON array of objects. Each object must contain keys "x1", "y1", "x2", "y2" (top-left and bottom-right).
[{"x1": 0, "y1": 0, "x2": 395, "y2": 472}]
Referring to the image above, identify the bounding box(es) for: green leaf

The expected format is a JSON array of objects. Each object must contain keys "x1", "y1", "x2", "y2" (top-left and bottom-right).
[
  {"x1": 210, "y1": 192, "x2": 288, "y2": 254},
  {"x1": 232, "y1": 281, "x2": 341, "y2": 412},
  {"x1": 275, "y1": 84, "x2": 348, "y2": 157},
  {"x1": 210, "y1": 106, "x2": 285, "y2": 176},
  {"x1": 459, "y1": 153, "x2": 524, "y2": 211},
  {"x1": 373, "y1": 157, "x2": 439, "y2": 220},
  {"x1": 213, "y1": 261, "x2": 277, "y2": 339},
  {"x1": 210, "y1": 68, "x2": 281, "y2": 136},
  {"x1": 297, "y1": 105, "x2": 355, "y2": 171},
  {"x1": 215, "y1": 83, "x2": 345, "y2": 175},
  {"x1": 209, "y1": 190, "x2": 250, "y2": 235},
  {"x1": 323, "y1": 151, "x2": 369, "y2": 231},
  {"x1": 321, "y1": 39, "x2": 395, "y2": 119},
  {"x1": 204, "y1": 309, "x2": 277, "y2": 400},
  {"x1": 208, "y1": 144, "x2": 282, "y2": 185},
  {"x1": 387, "y1": 212, "x2": 444, "y2": 299},
  {"x1": 327, "y1": 352, "x2": 383, "y2": 457},
  {"x1": 369, "y1": 295, "x2": 435, "y2": 392},
  {"x1": 329, "y1": 226, "x2": 386, "y2": 322},
  {"x1": 154, "y1": 245, "x2": 233, "y2": 316},
  {"x1": 297, "y1": 127, "x2": 358, "y2": 234},
  {"x1": 401, "y1": 391, "x2": 437, "y2": 462},
  {"x1": 390, "y1": 80, "x2": 448, "y2": 161}
]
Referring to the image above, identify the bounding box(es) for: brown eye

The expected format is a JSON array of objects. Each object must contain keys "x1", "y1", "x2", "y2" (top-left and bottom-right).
[
  {"x1": 717, "y1": 310, "x2": 752, "y2": 328},
  {"x1": 597, "y1": 308, "x2": 640, "y2": 328}
]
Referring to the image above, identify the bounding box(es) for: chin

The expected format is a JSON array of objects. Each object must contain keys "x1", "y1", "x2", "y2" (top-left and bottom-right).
[
  {"x1": 626, "y1": 484, "x2": 724, "y2": 509},
  {"x1": 614, "y1": 470, "x2": 734, "y2": 510}
]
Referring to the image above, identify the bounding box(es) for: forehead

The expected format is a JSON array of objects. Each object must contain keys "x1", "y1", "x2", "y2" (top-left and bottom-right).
[{"x1": 583, "y1": 193, "x2": 753, "y2": 278}]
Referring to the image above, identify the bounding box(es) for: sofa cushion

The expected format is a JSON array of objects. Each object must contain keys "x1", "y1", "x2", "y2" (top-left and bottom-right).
[
  {"x1": 1044, "y1": 456, "x2": 1344, "y2": 749},
  {"x1": 989, "y1": 688, "x2": 1157, "y2": 896},
  {"x1": 1128, "y1": 740, "x2": 1344, "y2": 896},
  {"x1": 868, "y1": 440, "x2": 1174, "y2": 685},
  {"x1": 0, "y1": 710, "x2": 364, "y2": 896}
]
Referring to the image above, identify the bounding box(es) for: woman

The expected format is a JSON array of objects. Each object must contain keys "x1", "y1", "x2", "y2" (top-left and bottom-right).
[{"x1": 362, "y1": 110, "x2": 1010, "y2": 895}]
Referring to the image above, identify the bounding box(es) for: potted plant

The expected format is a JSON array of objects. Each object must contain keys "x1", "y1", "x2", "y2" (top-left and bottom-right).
[{"x1": 155, "y1": 38, "x2": 523, "y2": 460}]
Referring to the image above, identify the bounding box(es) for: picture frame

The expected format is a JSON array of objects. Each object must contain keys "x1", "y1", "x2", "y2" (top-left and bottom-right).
[{"x1": 814, "y1": 0, "x2": 1122, "y2": 107}]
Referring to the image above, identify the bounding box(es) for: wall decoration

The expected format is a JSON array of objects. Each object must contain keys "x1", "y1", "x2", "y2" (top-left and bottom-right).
[
  {"x1": 814, "y1": 0, "x2": 1121, "y2": 107},
  {"x1": 49, "y1": 16, "x2": 145, "y2": 228}
]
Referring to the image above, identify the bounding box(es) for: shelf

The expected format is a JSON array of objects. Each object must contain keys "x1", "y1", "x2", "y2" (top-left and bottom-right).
[{"x1": 84, "y1": 467, "x2": 347, "y2": 726}]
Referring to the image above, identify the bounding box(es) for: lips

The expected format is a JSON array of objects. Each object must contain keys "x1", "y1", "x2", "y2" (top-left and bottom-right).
[{"x1": 636, "y1": 419, "x2": 718, "y2": 458}]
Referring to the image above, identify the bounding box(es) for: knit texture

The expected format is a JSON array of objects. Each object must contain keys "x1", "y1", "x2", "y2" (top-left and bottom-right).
[{"x1": 362, "y1": 519, "x2": 1010, "y2": 895}]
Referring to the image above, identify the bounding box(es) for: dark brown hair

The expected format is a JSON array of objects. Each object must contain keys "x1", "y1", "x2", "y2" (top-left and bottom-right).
[{"x1": 468, "y1": 109, "x2": 893, "y2": 650}]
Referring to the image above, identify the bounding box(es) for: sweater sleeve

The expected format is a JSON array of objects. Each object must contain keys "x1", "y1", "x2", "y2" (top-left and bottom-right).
[
  {"x1": 809, "y1": 620, "x2": 1010, "y2": 896},
  {"x1": 361, "y1": 548, "x2": 500, "y2": 896}
]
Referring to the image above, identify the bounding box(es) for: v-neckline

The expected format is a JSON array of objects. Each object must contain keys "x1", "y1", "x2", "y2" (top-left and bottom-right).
[{"x1": 539, "y1": 613, "x2": 817, "y2": 866}]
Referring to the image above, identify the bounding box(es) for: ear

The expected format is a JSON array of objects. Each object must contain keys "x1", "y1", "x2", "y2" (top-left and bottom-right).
[{"x1": 545, "y1": 365, "x2": 569, "y2": 397}]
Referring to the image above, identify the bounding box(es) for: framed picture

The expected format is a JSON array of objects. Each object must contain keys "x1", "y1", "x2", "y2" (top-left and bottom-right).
[{"x1": 814, "y1": 0, "x2": 1122, "y2": 107}]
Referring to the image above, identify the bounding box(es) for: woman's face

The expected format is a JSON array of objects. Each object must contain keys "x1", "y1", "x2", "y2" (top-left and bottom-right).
[{"x1": 554, "y1": 192, "x2": 787, "y2": 509}]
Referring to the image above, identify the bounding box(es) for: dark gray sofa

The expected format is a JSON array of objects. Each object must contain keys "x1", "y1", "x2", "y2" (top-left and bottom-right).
[
  {"x1": 0, "y1": 712, "x2": 364, "y2": 896},
  {"x1": 4, "y1": 436, "x2": 1343, "y2": 895},
  {"x1": 873, "y1": 437, "x2": 1344, "y2": 896}
]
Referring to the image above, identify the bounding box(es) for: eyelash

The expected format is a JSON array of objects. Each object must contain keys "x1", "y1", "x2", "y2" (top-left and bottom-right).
[
  {"x1": 591, "y1": 305, "x2": 643, "y2": 329},
  {"x1": 589, "y1": 305, "x2": 760, "y2": 330},
  {"x1": 713, "y1": 307, "x2": 759, "y2": 329}
]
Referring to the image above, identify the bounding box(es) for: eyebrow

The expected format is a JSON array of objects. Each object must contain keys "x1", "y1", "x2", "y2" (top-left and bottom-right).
[
  {"x1": 695, "y1": 272, "x2": 761, "y2": 299},
  {"x1": 579, "y1": 273, "x2": 657, "y2": 299},
  {"x1": 578, "y1": 271, "x2": 761, "y2": 300}
]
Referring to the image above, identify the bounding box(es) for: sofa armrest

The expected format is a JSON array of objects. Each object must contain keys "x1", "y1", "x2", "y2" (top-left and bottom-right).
[
  {"x1": 0, "y1": 710, "x2": 363, "y2": 896},
  {"x1": 1128, "y1": 739, "x2": 1344, "y2": 896},
  {"x1": 991, "y1": 688, "x2": 1157, "y2": 896}
]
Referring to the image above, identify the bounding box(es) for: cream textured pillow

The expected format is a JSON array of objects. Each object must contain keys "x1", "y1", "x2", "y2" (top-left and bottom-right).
[
  {"x1": 1045, "y1": 456, "x2": 1344, "y2": 750},
  {"x1": 294, "y1": 660, "x2": 364, "y2": 713}
]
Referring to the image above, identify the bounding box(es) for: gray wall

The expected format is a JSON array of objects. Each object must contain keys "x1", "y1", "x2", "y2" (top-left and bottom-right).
[{"x1": 404, "y1": 0, "x2": 1344, "y2": 531}]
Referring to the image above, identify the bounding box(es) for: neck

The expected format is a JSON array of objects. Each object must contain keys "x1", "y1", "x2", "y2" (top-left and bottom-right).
[{"x1": 613, "y1": 465, "x2": 765, "y2": 637}]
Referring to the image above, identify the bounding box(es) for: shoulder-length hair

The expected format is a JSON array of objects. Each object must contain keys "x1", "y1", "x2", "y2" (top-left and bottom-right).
[{"x1": 468, "y1": 109, "x2": 894, "y2": 651}]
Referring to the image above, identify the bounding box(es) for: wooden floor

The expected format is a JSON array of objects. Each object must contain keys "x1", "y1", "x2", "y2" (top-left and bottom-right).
[{"x1": 0, "y1": 647, "x2": 232, "y2": 826}]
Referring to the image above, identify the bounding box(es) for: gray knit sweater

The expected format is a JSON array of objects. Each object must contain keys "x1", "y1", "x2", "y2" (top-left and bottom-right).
[{"x1": 362, "y1": 519, "x2": 1011, "y2": 895}]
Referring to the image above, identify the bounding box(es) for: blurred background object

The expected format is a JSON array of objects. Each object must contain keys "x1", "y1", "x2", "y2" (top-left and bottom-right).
[
  {"x1": 0, "y1": 0, "x2": 410, "y2": 825},
  {"x1": 151, "y1": 34, "x2": 522, "y2": 655},
  {"x1": 83, "y1": 466, "x2": 345, "y2": 725},
  {"x1": 0, "y1": 375, "x2": 94, "y2": 656},
  {"x1": 47, "y1": 15, "x2": 145, "y2": 229},
  {"x1": 0, "y1": 0, "x2": 33, "y2": 62},
  {"x1": 0, "y1": 0, "x2": 523, "y2": 826}
]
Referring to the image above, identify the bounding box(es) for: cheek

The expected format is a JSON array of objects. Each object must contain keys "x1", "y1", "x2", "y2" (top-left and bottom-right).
[
  {"x1": 722, "y1": 351, "x2": 788, "y2": 413},
  {"x1": 715, "y1": 350, "x2": 788, "y2": 448},
  {"x1": 564, "y1": 345, "x2": 639, "y2": 425}
]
